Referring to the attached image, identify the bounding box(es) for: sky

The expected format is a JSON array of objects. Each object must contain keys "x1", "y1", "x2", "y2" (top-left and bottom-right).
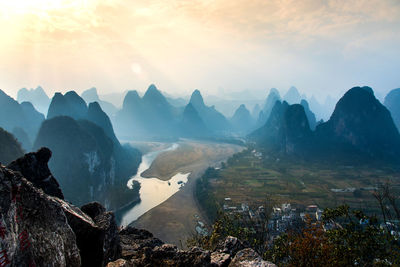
[{"x1": 0, "y1": 0, "x2": 399, "y2": 100}]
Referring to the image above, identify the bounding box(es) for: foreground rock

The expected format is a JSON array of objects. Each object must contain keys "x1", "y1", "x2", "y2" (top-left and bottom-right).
[
  {"x1": 7, "y1": 147, "x2": 64, "y2": 199},
  {"x1": 107, "y1": 233, "x2": 276, "y2": 267},
  {"x1": 229, "y1": 248, "x2": 276, "y2": 267},
  {"x1": 1, "y1": 150, "x2": 121, "y2": 266},
  {"x1": 0, "y1": 165, "x2": 81, "y2": 266}
]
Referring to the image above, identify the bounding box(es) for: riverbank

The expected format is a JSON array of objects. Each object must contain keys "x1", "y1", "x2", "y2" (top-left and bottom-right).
[
  {"x1": 141, "y1": 141, "x2": 237, "y2": 181},
  {"x1": 130, "y1": 140, "x2": 244, "y2": 247}
]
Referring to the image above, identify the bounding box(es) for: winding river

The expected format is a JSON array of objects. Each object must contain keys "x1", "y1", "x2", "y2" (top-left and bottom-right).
[{"x1": 119, "y1": 143, "x2": 190, "y2": 226}]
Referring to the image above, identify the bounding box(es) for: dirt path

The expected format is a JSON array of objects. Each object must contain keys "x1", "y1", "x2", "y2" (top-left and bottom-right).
[{"x1": 131, "y1": 141, "x2": 244, "y2": 247}]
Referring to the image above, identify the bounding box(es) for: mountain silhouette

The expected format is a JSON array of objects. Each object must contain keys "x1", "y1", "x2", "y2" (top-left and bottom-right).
[
  {"x1": 47, "y1": 91, "x2": 88, "y2": 120},
  {"x1": 384, "y1": 88, "x2": 400, "y2": 130},
  {"x1": 283, "y1": 86, "x2": 301, "y2": 104},
  {"x1": 315, "y1": 86, "x2": 400, "y2": 161},
  {"x1": 33, "y1": 115, "x2": 141, "y2": 207},
  {"x1": 0, "y1": 89, "x2": 44, "y2": 150},
  {"x1": 17, "y1": 86, "x2": 50, "y2": 114},
  {"x1": 250, "y1": 101, "x2": 311, "y2": 155},
  {"x1": 180, "y1": 103, "x2": 209, "y2": 137},
  {"x1": 231, "y1": 104, "x2": 254, "y2": 134},
  {"x1": 115, "y1": 85, "x2": 179, "y2": 139},
  {"x1": 300, "y1": 99, "x2": 317, "y2": 130},
  {"x1": 81, "y1": 87, "x2": 118, "y2": 116},
  {"x1": 0, "y1": 127, "x2": 24, "y2": 164},
  {"x1": 189, "y1": 89, "x2": 231, "y2": 134},
  {"x1": 258, "y1": 88, "x2": 281, "y2": 126}
]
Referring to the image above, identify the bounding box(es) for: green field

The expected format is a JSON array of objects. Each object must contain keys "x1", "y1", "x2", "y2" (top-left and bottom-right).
[{"x1": 204, "y1": 149, "x2": 400, "y2": 216}]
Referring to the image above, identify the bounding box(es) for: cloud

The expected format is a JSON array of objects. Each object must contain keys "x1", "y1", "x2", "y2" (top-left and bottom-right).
[{"x1": 0, "y1": 0, "x2": 399, "y2": 97}]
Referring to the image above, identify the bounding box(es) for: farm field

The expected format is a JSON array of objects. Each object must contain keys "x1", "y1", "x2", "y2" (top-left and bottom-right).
[{"x1": 206, "y1": 149, "x2": 400, "y2": 215}]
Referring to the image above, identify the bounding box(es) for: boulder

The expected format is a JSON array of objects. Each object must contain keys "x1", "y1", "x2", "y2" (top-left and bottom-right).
[
  {"x1": 7, "y1": 147, "x2": 64, "y2": 199},
  {"x1": 119, "y1": 227, "x2": 163, "y2": 259},
  {"x1": 140, "y1": 244, "x2": 211, "y2": 267},
  {"x1": 0, "y1": 152, "x2": 121, "y2": 266},
  {"x1": 107, "y1": 259, "x2": 132, "y2": 267},
  {"x1": 0, "y1": 166, "x2": 80, "y2": 266},
  {"x1": 216, "y1": 236, "x2": 245, "y2": 256},
  {"x1": 94, "y1": 211, "x2": 122, "y2": 264},
  {"x1": 81, "y1": 201, "x2": 106, "y2": 219},
  {"x1": 228, "y1": 248, "x2": 276, "y2": 267},
  {"x1": 211, "y1": 252, "x2": 231, "y2": 267},
  {"x1": 52, "y1": 198, "x2": 121, "y2": 266}
]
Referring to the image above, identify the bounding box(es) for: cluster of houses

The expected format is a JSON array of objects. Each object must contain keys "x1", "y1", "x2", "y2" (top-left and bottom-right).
[
  {"x1": 223, "y1": 198, "x2": 324, "y2": 237},
  {"x1": 221, "y1": 198, "x2": 400, "y2": 241}
]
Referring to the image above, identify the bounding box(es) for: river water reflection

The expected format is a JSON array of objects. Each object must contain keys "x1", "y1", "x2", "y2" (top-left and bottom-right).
[{"x1": 119, "y1": 143, "x2": 190, "y2": 226}]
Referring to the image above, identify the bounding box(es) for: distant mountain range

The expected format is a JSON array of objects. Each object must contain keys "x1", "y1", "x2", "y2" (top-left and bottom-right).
[
  {"x1": 384, "y1": 88, "x2": 400, "y2": 131},
  {"x1": 250, "y1": 86, "x2": 400, "y2": 163},
  {"x1": 115, "y1": 85, "x2": 233, "y2": 140},
  {"x1": 115, "y1": 84, "x2": 181, "y2": 140},
  {"x1": 0, "y1": 89, "x2": 44, "y2": 151},
  {"x1": 4, "y1": 83, "x2": 400, "y2": 168},
  {"x1": 81, "y1": 87, "x2": 118, "y2": 117},
  {"x1": 0, "y1": 127, "x2": 24, "y2": 164},
  {"x1": 17, "y1": 86, "x2": 50, "y2": 115}
]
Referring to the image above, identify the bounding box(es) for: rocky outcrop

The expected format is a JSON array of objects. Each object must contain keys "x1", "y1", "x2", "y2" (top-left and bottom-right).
[
  {"x1": 215, "y1": 236, "x2": 245, "y2": 256},
  {"x1": 229, "y1": 248, "x2": 275, "y2": 267},
  {"x1": 119, "y1": 227, "x2": 163, "y2": 260},
  {"x1": 0, "y1": 165, "x2": 81, "y2": 266},
  {"x1": 60, "y1": 201, "x2": 121, "y2": 267},
  {"x1": 7, "y1": 147, "x2": 64, "y2": 199},
  {"x1": 107, "y1": 233, "x2": 276, "y2": 267},
  {"x1": 1, "y1": 153, "x2": 121, "y2": 266}
]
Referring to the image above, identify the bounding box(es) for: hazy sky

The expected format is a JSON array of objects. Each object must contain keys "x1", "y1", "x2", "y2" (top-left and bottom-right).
[{"x1": 0, "y1": 0, "x2": 399, "y2": 100}]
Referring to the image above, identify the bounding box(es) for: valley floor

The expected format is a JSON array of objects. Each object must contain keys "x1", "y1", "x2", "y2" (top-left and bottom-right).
[
  {"x1": 204, "y1": 149, "x2": 400, "y2": 218},
  {"x1": 130, "y1": 140, "x2": 244, "y2": 247}
]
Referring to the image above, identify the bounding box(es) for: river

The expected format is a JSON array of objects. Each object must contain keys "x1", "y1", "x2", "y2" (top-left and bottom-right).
[{"x1": 119, "y1": 143, "x2": 190, "y2": 226}]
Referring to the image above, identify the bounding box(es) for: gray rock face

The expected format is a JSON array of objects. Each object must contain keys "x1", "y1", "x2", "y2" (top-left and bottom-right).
[
  {"x1": 211, "y1": 252, "x2": 231, "y2": 266},
  {"x1": 119, "y1": 227, "x2": 163, "y2": 259},
  {"x1": 216, "y1": 236, "x2": 245, "y2": 256},
  {"x1": 53, "y1": 198, "x2": 121, "y2": 267},
  {"x1": 0, "y1": 166, "x2": 81, "y2": 266},
  {"x1": 7, "y1": 147, "x2": 64, "y2": 199},
  {"x1": 1, "y1": 151, "x2": 121, "y2": 267},
  {"x1": 228, "y1": 248, "x2": 276, "y2": 267},
  {"x1": 81, "y1": 201, "x2": 107, "y2": 219},
  {"x1": 108, "y1": 233, "x2": 275, "y2": 267}
]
